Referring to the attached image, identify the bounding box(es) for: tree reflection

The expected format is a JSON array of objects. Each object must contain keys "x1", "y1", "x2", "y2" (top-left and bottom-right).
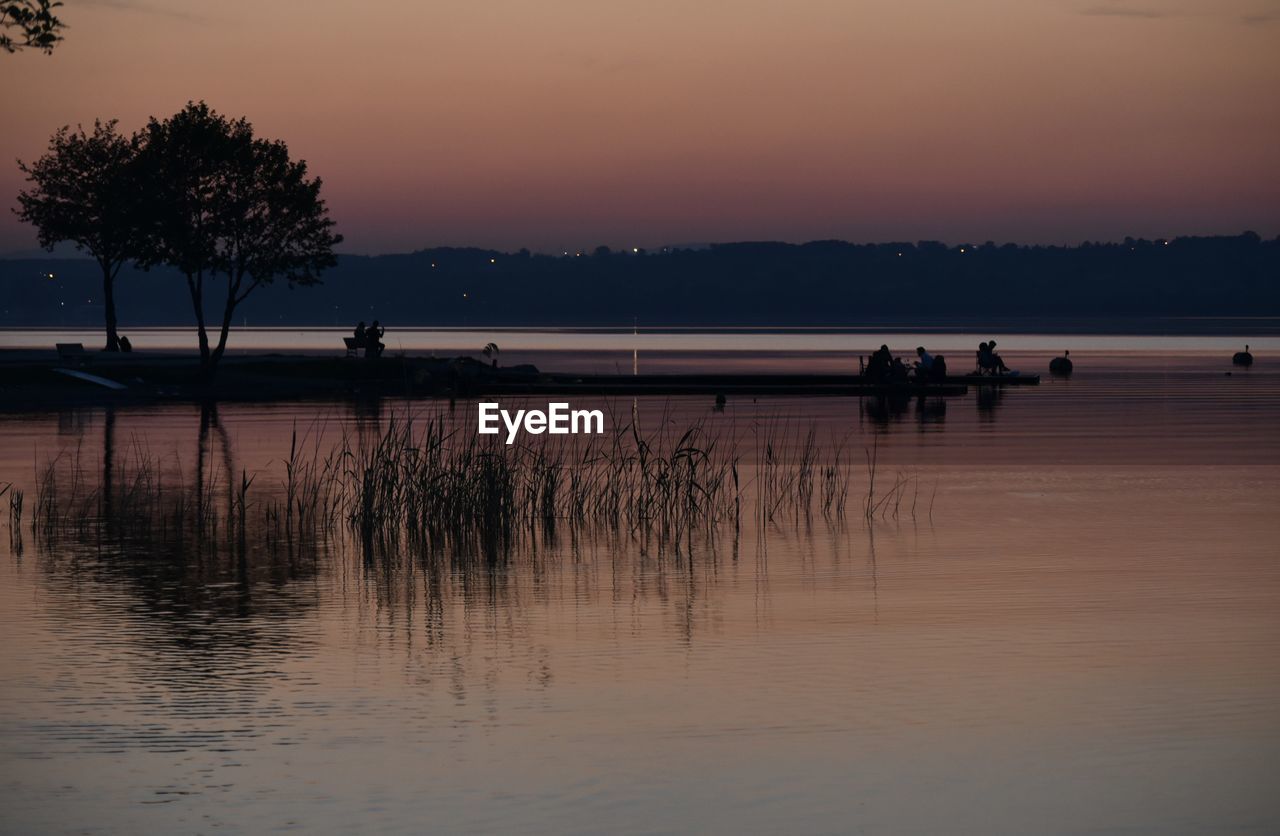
[
  {"x1": 33, "y1": 404, "x2": 323, "y2": 644},
  {"x1": 22, "y1": 403, "x2": 924, "y2": 713}
]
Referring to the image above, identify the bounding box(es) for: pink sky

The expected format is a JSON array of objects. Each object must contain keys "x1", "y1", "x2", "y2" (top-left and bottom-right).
[{"x1": 2, "y1": 0, "x2": 1278, "y2": 254}]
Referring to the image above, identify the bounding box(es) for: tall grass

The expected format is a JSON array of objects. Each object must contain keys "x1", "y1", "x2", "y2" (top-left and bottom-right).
[
  {"x1": 2, "y1": 481, "x2": 22, "y2": 555},
  {"x1": 24, "y1": 408, "x2": 932, "y2": 562}
]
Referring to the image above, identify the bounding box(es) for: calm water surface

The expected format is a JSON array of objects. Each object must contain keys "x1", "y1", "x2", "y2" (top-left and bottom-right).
[{"x1": 1, "y1": 335, "x2": 1278, "y2": 833}]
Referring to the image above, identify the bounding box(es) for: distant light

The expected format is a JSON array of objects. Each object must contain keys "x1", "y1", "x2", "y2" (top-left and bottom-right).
[
  {"x1": 431, "y1": 263, "x2": 437, "y2": 268},
  {"x1": 462, "y1": 292, "x2": 468, "y2": 298},
  {"x1": 959, "y1": 247, "x2": 966, "y2": 253},
  {"x1": 897, "y1": 252, "x2": 902, "y2": 256},
  {"x1": 489, "y1": 258, "x2": 496, "y2": 264},
  {"x1": 632, "y1": 247, "x2": 639, "y2": 253}
]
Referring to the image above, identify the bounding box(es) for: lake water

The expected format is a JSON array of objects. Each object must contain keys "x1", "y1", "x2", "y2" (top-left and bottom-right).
[{"x1": 1, "y1": 331, "x2": 1278, "y2": 833}]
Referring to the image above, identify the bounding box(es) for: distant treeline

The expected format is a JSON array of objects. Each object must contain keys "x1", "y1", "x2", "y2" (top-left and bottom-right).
[{"x1": 2, "y1": 232, "x2": 1275, "y2": 327}]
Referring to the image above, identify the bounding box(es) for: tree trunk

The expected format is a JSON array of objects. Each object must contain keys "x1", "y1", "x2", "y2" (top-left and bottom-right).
[
  {"x1": 100, "y1": 260, "x2": 120, "y2": 352},
  {"x1": 186, "y1": 271, "x2": 212, "y2": 379},
  {"x1": 209, "y1": 274, "x2": 241, "y2": 370}
]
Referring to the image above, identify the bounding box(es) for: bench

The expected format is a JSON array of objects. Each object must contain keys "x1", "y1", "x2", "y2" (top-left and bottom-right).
[
  {"x1": 343, "y1": 336, "x2": 367, "y2": 357},
  {"x1": 56, "y1": 343, "x2": 89, "y2": 367}
]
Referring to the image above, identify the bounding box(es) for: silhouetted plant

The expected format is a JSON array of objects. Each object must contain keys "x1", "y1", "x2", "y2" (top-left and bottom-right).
[
  {"x1": 1, "y1": 0, "x2": 64, "y2": 53},
  {"x1": 134, "y1": 101, "x2": 342, "y2": 377},
  {"x1": 25, "y1": 410, "x2": 931, "y2": 571},
  {"x1": 15, "y1": 120, "x2": 143, "y2": 351}
]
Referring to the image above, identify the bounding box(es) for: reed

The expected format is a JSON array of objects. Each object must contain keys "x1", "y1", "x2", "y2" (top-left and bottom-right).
[
  {"x1": 1, "y1": 482, "x2": 20, "y2": 527},
  {"x1": 25, "y1": 407, "x2": 932, "y2": 563},
  {"x1": 2, "y1": 481, "x2": 23, "y2": 556},
  {"x1": 859, "y1": 435, "x2": 929, "y2": 521}
]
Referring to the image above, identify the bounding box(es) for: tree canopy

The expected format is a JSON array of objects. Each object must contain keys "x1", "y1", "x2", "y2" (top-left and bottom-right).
[
  {"x1": 15, "y1": 119, "x2": 143, "y2": 349},
  {"x1": 134, "y1": 101, "x2": 342, "y2": 373}
]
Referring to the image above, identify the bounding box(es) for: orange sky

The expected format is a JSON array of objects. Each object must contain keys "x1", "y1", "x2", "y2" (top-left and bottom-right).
[{"x1": 2, "y1": 0, "x2": 1278, "y2": 254}]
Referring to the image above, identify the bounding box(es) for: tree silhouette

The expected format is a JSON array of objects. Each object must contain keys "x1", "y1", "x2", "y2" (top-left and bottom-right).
[
  {"x1": 16, "y1": 120, "x2": 143, "y2": 351},
  {"x1": 1, "y1": 0, "x2": 65, "y2": 53},
  {"x1": 135, "y1": 102, "x2": 342, "y2": 377}
]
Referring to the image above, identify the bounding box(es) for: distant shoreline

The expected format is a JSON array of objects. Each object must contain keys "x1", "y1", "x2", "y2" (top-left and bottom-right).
[{"x1": 3, "y1": 235, "x2": 1275, "y2": 329}]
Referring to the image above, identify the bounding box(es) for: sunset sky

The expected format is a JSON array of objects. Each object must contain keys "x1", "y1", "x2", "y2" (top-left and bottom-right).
[{"x1": 2, "y1": 0, "x2": 1278, "y2": 255}]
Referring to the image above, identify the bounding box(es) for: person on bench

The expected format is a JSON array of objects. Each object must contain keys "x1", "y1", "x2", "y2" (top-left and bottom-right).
[
  {"x1": 365, "y1": 320, "x2": 385, "y2": 359},
  {"x1": 343, "y1": 322, "x2": 369, "y2": 357}
]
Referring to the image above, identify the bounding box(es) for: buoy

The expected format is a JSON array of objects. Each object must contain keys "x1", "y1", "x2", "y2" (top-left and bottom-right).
[
  {"x1": 1232, "y1": 345, "x2": 1253, "y2": 367},
  {"x1": 1049, "y1": 350, "x2": 1073, "y2": 376}
]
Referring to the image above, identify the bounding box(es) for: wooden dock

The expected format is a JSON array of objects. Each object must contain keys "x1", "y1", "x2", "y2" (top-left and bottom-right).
[
  {"x1": 0, "y1": 352, "x2": 1047, "y2": 408},
  {"x1": 476, "y1": 372, "x2": 974, "y2": 397}
]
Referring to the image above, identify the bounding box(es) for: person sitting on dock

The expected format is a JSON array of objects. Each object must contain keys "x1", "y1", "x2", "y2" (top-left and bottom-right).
[
  {"x1": 914, "y1": 346, "x2": 934, "y2": 374},
  {"x1": 365, "y1": 320, "x2": 385, "y2": 359},
  {"x1": 889, "y1": 356, "x2": 910, "y2": 383},
  {"x1": 931, "y1": 354, "x2": 947, "y2": 381},
  {"x1": 913, "y1": 347, "x2": 947, "y2": 382},
  {"x1": 976, "y1": 341, "x2": 1010, "y2": 375},
  {"x1": 988, "y1": 339, "x2": 1010, "y2": 374},
  {"x1": 866, "y1": 344, "x2": 893, "y2": 382}
]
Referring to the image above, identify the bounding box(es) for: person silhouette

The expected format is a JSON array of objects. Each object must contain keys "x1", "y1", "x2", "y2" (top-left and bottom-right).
[
  {"x1": 977, "y1": 341, "x2": 1010, "y2": 375},
  {"x1": 914, "y1": 346, "x2": 934, "y2": 375},
  {"x1": 931, "y1": 354, "x2": 947, "y2": 381},
  {"x1": 987, "y1": 339, "x2": 1010, "y2": 374},
  {"x1": 365, "y1": 320, "x2": 385, "y2": 359},
  {"x1": 867, "y1": 344, "x2": 893, "y2": 382}
]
